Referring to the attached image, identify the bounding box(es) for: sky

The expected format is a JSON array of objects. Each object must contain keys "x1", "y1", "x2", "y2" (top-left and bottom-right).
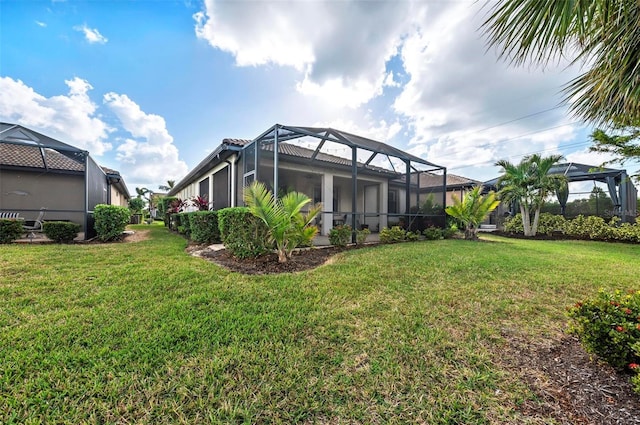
[{"x1": 0, "y1": 0, "x2": 628, "y2": 197}]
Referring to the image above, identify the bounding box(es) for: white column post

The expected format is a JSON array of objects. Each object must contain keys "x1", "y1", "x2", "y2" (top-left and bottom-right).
[
  {"x1": 380, "y1": 180, "x2": 388, "y2": 230},
  {"x1": 322, "y1": 173, "x2": 334, "y2": 235}
]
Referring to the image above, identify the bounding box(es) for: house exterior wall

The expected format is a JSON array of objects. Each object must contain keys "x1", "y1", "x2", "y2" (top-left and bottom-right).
[
  {"x1": 110, "y1": 185, "x2": 128, "y2": 207},
  {"x1": 0, "y1": 169, "x2": 85, "y2": 226}
]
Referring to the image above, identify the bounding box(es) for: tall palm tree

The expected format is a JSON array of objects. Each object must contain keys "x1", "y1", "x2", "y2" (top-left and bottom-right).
[
  {"x1": 158, "y1": 180, "x2": 175, "y2": 192},
  {"x1": 445, "y1": 186, "x2": 500, "y2": 240},
  {"x1": 482, "y1": 0, "x2": 640, "y2": 125},
  {"x1": 244, "y1": 181, "x2": 321, "y2": 263},
  {"x1": 495, "y1": 154, "x2": 565, "y2": 236}
]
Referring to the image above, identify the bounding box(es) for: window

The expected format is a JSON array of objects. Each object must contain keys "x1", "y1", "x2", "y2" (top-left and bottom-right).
[
  {"x1": 199, "y1": 177, "x2": 209, "y2": 198},
  {"x1": 388, "y1": 190, "x2": 398, "y2": 214},
  {"x1": 333, "y1": 187, "x2": 340, "y2": 212}
]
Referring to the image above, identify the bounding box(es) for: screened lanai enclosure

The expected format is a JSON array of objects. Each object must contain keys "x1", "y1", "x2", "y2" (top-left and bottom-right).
[
  {"x1": 239, "y1": 124, "x2": 447, "y2": 237},
  {"x1": 0, "y1": 123, "x2": 128, "y2": 239},
  {"x1": 485, "y1": 162, "x2": 638, "y2": 225}
]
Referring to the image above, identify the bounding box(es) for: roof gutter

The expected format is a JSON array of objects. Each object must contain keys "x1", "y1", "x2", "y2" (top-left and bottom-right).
[{"x1": 169, "y1": 141, "x2": 243, "y2": 196}]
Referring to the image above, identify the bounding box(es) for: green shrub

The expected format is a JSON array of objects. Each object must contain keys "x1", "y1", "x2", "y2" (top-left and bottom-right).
[
  {"x1": 128, "y1": 197, "x2": 145, "y2": 214},
  {"x1": 423, "y1": 226, "x2": 444, "y2": 240},
  {"x1": 568, "y1": 289, "x2": 640, "y2": 372},
  {"x1": 405, "y1": 231, "x2": 421, "y2": 241},
  {"x1": 356, "y1": 227, "x2": 370, "y2": 245},
  {"x1": 94, "y1": 204, "x2": 130, "y2": 241},
  {"x1": 169, "y1": 213, "x2": 180, "y2": 231},
  {"x1": 504, "y1": 213, "x2": 566, "y2": 236},
  {"x1": 177, "y1": 212, "x2": 193, "y2": 236},
  {"x1": 442, "y1": 225, "x2": 458, "y2": 239},
  {"x1": 189, "y1": 211, "x2": 220, "y2": 244},
  {"x1": 0, "y1": 219, "x2": 23, "y2": 244},
  {"x1": 379, "y1": 226, "x2": 407, "y2": 243},
  {"x1": 43, "y1": 221, "x2": 81, "y2": 243},
  {"x1": 217, "y1": 207, "x2": 270, "y2": 259},
  {"x1": 329, "y1": 225, "x2": 351, "y2": 247}
]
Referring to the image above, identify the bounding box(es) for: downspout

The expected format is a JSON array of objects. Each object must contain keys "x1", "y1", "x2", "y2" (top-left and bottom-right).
[{"x1": 225, "y1": 157, "x2": 236, "y2": 207}]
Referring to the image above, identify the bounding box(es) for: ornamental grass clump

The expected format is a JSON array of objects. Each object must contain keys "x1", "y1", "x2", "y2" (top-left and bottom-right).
[{"x1": 568, "y1": 289, "x2": 640, "y2": 394}]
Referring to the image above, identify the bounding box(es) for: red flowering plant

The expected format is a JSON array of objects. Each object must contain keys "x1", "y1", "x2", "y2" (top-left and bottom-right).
[
  {"x1": 190, "y1": 195, "x2": 211, "y2": 211},
  {"x1": 568, "y1": 289, "x2": 640, "y2": 394}
]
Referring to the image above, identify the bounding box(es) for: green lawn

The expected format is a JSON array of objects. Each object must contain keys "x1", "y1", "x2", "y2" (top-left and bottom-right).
[{"x1": 1, "y1": 226, "x2": 638, "y2": 424}]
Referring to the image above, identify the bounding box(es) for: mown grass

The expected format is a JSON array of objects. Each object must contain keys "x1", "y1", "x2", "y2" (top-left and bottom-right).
[{"x1": 1, "y1": 225, "x2": 638, "y2": 424}]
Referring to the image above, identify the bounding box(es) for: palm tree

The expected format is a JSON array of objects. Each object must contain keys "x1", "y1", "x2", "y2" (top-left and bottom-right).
[
  {"x1": 244, "y1": 181, "x2": 321, "y2": 263},
  {"x1": 158, "y1": 180, "x2": 175, "y2": 192},
  {"x1": 482, "y1": 0, "x2": 640, "y2": 125},
  {"x1": 445, "y1": 186, "x2": 500, "y2": 240},
  {"x1": 495, "y1": 154, "x2": 565, "y2": 236}
]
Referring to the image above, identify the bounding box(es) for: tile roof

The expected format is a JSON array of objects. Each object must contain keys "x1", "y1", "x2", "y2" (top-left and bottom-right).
[{"x1": 0, "y1": 143, "x2": 84, "y2": 172}]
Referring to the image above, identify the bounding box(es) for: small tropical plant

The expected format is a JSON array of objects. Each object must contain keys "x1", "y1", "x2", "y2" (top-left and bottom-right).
[
  {"x1": 445, "y1": 186, "x2": 500, "y2": 240},
  {"x1": 190, "y1": 195, "x2": 211, "y2": 211},
  {"x1": 244, "y1": 181, "x2": 321, "y2": 263}
]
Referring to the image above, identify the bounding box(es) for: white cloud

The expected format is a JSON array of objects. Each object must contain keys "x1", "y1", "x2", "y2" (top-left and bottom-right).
[
  {"x1": 35, "y1": 21, "x2": 47, "y2": 27},
  {"x1": 74, "y1": 24, "x2": 108, "y2": 44},
  {"x1": 194, "y1": 0, "x2": 426, "y2": 107},
  {"x1": 392, "y1": 2, "x2": 583, "y2": 180},
  {"x1": 103, "y1": 93, "x2": 188, "y2": 186},
  {"x1": 0, "y1": 76, "x2": 112, "y2": 155}
]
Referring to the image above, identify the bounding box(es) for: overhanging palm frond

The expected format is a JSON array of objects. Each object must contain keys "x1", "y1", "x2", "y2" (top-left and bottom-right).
[{"x1": 482, "y1": 0, "x2": 640, "y2": 125}]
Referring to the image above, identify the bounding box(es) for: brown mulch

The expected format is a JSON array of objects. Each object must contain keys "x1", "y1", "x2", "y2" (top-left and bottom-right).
[
  {"x1": 188, "y1": 243, "x2": 640, "y2": 422},
  {"x1": 498, "y1": 331, "x2": 640, "y2": 424},
  {"x1": 190, "y1": 244, "x2": 359, "y2": 275}
]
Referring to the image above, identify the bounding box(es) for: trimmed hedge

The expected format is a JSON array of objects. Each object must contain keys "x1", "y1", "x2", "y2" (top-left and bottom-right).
[
  {"x1": 177, "y1": 212, "x2": 192, "y2": 236},
  {"x1": 189, "y1": 211, "x2": 220, "y2": 244},
  {"x1": 504, "y1": 213, "x2": 640, "y2": 242},
  {"x1": 217, "y1": 207, "x2": 270, "y2": 259},
  {"x1": 94, "y1": 204, "x2": 130, "y2": 241},
  {"x1": 0, "y1": 219, "x2": 23, "y2": 244},
  {"x1": 43, "y1": 221, "x2": 81, "y2": 243}
]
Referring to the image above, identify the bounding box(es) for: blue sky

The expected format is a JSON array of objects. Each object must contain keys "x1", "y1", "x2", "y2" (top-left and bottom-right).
[{"x1": 0, "y1": 0, "x2": 622, "y2": 195}]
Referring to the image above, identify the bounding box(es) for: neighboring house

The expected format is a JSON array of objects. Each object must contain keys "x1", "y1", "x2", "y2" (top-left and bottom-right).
[
  {"x1": 169, "y1": 124, "x2": 449, "y2": 235},
  {"x1": 0, "y1": 123, "x2": 130, "y2": 238},
  {"x1": 484, "y1": 162, "x2": 638, "y2": 225}
]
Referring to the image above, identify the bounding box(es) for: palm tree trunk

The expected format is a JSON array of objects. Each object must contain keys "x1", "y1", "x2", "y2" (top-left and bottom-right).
[
  {"x1": 531, "y1": 207, "x2": 541, "y2": 236},
  {"x1": 520, "y1": 204, "x2": 532, "y2": 236}
]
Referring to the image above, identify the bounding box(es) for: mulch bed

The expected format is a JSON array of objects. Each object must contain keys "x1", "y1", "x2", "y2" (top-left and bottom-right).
[
  {"x1": 499, "y1": 332, "x2": 640, "y2": 424},
  {"x1": 192, "y1": 244, "x2": 360, "y2": 275}
]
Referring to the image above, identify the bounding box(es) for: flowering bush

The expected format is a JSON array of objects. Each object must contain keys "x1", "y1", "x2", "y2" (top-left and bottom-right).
[{"x1": 567, "y1": 289, "x2": 640, "y2": 393}]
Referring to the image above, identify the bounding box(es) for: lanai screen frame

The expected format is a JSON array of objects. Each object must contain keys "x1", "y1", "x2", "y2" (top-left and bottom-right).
[
  {"x1": 241, "y1": 124, "x2": 447, "y2": 236},
  {"x1": 0, "y1": 123, "x2": 109, "y2": 239}
]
